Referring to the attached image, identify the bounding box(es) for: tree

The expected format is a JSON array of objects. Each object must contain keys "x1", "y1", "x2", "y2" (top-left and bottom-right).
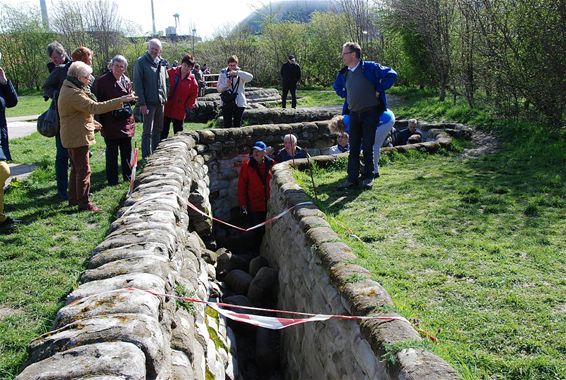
[{"x1": 0, "y1": 3, "x2": 55, "y2": 90}]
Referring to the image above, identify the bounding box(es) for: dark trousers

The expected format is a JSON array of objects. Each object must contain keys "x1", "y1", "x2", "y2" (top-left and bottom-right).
[
  {"x1": 104, "y1": 137, "x2": 132, "y2": 185},
  {"x1": 68, "y1": 146, "x2": 91, "y2": 209},
  {"x1": 0, "y1": 124, "x2": 11, "y2": 161},
  {"x1": 55, "y1": 132, "x2": 69, "y2": 198},
  {"x1": 347, "y1": 108, "x2": 379, "y2": 183},
  {"x1": 282, "y1": 85, "x2": 297, "y2": 108},
  {"x1": 222, "y1": 105, "x2": 245, "y2": 128},
  {"x1": 161, "y1": 117, "x2": 184, "y2": 139},
  {"x1": 248, "y1": 211, "x2": 267, "y2": 250}
]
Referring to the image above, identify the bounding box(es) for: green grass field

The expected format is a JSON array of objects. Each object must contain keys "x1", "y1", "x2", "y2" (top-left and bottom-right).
[{"x1": 295, "y1": 130, "x2": 565, "y2": 379}]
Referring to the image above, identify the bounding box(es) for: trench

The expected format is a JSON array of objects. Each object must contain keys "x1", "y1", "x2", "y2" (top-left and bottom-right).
[{"x1": 16, "y1": 118, "x2": 465, "y2": 380}]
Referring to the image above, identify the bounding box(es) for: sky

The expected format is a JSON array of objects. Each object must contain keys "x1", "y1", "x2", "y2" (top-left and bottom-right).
[{"x1": 5, "y1": 0, "x2": 266, "y2": 39}]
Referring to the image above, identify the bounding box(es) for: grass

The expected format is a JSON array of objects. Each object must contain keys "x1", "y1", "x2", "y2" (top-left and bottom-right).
[
  {"x1": 295, "y1": 89, "x2": 343, "y2": 108},
  {"x1": 295, "y1": 126, "x2": 565, "y2": 378},
  {"x1": 0, "y1": 120, "x2": 206, "y2": 379},
  {"x1": 5, "y1": 93, "x2": 46, "y2": 118}
]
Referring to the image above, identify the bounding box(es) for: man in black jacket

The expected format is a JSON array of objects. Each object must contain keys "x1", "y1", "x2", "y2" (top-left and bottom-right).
[{"x1": 280, "y1": 55, "x2": 301, "y2": 109}]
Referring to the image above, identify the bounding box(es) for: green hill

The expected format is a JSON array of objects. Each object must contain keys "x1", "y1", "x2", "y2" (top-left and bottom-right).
[{"x1": 238, "y1": 0, "x2": 337, "y2": 34}]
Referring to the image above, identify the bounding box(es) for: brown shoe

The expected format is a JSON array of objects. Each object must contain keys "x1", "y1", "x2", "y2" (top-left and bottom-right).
[{"x1": 80, "y1": 203, "x2": 101, "y2": 212}]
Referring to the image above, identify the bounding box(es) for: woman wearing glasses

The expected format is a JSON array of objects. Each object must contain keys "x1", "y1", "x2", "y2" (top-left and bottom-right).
[{"x1": 58, "y1": 61, "x2": 136, "y2": 212}]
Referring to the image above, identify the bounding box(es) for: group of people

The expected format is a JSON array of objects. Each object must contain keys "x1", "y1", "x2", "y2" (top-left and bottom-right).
[{"x1": 38, "y1": 38, "x2": 209, "y2": 212}]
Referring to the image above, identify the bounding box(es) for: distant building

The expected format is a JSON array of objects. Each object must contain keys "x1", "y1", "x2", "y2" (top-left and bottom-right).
[{"x1": 165, "y1": 26, "x2": 177, "y2": 36}]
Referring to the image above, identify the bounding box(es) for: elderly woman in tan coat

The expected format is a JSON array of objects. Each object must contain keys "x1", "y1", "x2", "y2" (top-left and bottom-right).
[{"x1": 58, "y1": 61, "x2": 136, "y2": 212}]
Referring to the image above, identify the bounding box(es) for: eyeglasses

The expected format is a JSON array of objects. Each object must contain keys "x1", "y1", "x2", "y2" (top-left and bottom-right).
[{"x1": 341, "y1": 51, "x2": 354, "y2": 56}]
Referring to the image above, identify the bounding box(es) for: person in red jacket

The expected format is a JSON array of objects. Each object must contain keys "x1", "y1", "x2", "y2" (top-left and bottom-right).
[
  {"x1": 237, "y1": 141, "x2": 275, "y2": 247},
  {"x1": 161, "y1": 54, "x2": 199, "y2": 139}
]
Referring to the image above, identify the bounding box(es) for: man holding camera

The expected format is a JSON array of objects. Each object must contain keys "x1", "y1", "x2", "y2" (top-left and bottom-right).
[
  {"x1": 216, "y1": 55, "x2": 253, "y2": 128},
  {"x1": 133, "y1": 38, "x2": 168, "y2": 158}
]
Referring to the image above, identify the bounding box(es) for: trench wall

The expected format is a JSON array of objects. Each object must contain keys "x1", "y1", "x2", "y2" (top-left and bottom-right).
[
  {"x1": 17, "y1": 135, "x2": 233, "y2": 380},
  {"x1": 196, "y1": 122, "x2": 464, "y2": 379}
]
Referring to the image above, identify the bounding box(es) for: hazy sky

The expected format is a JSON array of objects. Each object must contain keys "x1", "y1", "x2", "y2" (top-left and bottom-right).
[{"x1": 5, "y1": 0, "x2": 265, "y2": 39}]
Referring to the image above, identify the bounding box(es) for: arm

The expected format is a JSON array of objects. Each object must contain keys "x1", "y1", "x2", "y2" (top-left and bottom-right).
[
  {"x1": 186, "y1": 76, "x2": 199, "y2": 110},
  {"x1": 69, "y1": 90, "x2": 123, "y2": 115},
  {"x1": 0, "y1": 71, "x2": 18, "y2": 109},
  {"x1": 237, "y1": 163, "x2": 249, "y2": 209},
  {"x1": 216, "y1": 70, "x2": 229, "y2": 92},
  {"x1": 235, "y1": 69, "x2": 253, "y2": 83},
  {"x1": 374, "y1": 64, "x2": 397, "y2": 93},
  {"x1": 332, "y1": 69, "x2": 347, "y2": 98},
  {"x1": 132, "y1": 60, "x2": 146, "y2": 106},
  {"x1": 42, "y1": 66, "x2": 64, "y2": 100}
]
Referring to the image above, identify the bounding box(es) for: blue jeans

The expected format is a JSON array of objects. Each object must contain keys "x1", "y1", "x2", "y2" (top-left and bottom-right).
[
  {"x1": 347, "y1": 108, "x2": 379, "y2": 183},
  {"x1": 55, "y1": 132, "x2": 69, "y2": 198}
]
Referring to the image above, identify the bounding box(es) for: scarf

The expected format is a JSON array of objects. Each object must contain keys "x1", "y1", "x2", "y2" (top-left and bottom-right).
[
  {"x1": 67, "y1": 75, "x2": 97, "y2": 102},
  {"x1": 338, "y1": 143, "x2": 350, "y2": 153}
]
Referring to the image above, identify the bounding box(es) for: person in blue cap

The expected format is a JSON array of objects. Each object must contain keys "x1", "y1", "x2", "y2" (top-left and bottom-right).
[{"x1": 237, "y1": 141, "x2": 275, "y2": 247}]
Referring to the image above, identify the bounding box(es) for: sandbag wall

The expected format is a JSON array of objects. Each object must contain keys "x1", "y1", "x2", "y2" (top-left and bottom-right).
[
  {"x1": 17, "y1": 135, "x2": 235, "y2": 380},
  {"x1": 261, "y1": 161, "x2": 461, "y2": 379}
]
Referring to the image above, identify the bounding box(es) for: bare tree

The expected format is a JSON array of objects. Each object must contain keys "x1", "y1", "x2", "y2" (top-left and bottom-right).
[
  {"x1": 0, "y1": 3, "x2": 54, "y2": 90},
  {"x1": 387, "y1": 0, "x2": 456, "y2": 100},
  {"x1": 50, "y1": 0, "x2": 126, "y2": 74}
]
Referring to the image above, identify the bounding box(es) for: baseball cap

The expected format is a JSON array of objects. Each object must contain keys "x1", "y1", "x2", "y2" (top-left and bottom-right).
[{"x1": 252, "y1": 141, "x2": 267, "y2": 151}]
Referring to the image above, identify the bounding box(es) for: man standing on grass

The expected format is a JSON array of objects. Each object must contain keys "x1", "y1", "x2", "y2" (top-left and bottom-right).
[
  {"x1": 280, "y1": 54, "x2": 301, "y2": 109},
  {"x1": 133, "y1": 38, "x2": 168, "y2": 159},
  {"x1": 333, "y1": 42, "x2": 397, "y2": 189}
]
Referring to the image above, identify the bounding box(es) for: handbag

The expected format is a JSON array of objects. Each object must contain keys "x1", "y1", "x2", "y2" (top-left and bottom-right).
[
  {"x1": 37, "y1": 101, "x2": 59, "y2": 137},
  {"x1": 111, "y1": 102, "x2": 133, "y2": 120},
  {"x1": 220, "y1": 76, "x2": 240, "y2": 106}
]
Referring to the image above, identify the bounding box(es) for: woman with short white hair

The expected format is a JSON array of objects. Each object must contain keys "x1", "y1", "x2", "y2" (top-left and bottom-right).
[
  {"x1": 58, "y1": 61, "x2": 137, "y2": 212},
  {"x1": 95, "y1": 55, "x2": 137, "y2": 186}
]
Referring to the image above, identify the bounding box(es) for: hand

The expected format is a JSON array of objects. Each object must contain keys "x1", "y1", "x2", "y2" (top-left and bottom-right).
[
  {"x1": 140, "y1": 105, "x2": 148, "y2": 115},
  {"x1": 240, "y1": 206, "x2": 248, "y2": 216},
  {"x1": 120, "y1": 94, "x2": 137, "y2": 103},
  {"x1": 93, "y1": 120, "x2": 102, "y2": 132},
  {"x1": 0, "y1": 68, "x2": 7, "y2": 85}
]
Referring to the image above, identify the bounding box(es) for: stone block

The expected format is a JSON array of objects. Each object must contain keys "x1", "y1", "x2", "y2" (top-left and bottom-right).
[
  {"x1": 342, "y1": 279, "x2": 395, "y2": 315},
  {"x1": 26, "y1": 314, "x2": 168, "y2": 379},
  {"x1": 56, "y1": 288, "x2": 160, "y2": 328},
  {"x1": 66, "y1": 273, "x2": 166, "y2": 304},
  {"x1": 80, "y1": 255, "x2": 170, "y2": 283},
  {"x1": 89, "y1": 246, "x2": 169, "y2": 269},
  {"x1": 16, "y1": 342, "x2": 146, "y2": 380},
  {"x1": 396, "y1": 348, "x2": 461, "y2": 379}
]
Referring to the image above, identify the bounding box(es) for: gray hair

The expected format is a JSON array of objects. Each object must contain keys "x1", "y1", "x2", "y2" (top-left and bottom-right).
[
  {"x1": 147, "y1": 38, "x2": 162, "y2": 49},
  {"x1": 408, "y1": 118, "x2": 418, "y2": 127},
  {"x1": 283, "y1": 134, "x2": 297, "y2": 145},
  {"x1": 111, "y1": 54, "x2": 128, "y2": 68},
  {"x1": 47, "y1": 41, "x2": 66, "y2": 57},
  {"x1": 67, "y1": 61, "x2": 93, "y2": 79}
]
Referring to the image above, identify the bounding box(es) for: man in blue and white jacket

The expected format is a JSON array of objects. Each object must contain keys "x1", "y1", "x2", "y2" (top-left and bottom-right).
[{"x1": 333, "y1": 42, "x2": 397, "y2": 189}]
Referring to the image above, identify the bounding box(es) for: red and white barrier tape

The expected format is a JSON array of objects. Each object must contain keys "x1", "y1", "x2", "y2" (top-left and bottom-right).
[
  {"x1": 187, "y1": 201, "x2": 314, "y2": 232},
  {"x1": 125, "y1": 288, "x2": 406, "y2": 330}
]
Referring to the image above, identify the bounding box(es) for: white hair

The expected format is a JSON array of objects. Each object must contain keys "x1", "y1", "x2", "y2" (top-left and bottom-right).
[
  {"x1": 283, "y1": 134, "x2": 297, "y2": 145},
  {"x1": 68, "y1": 61, "x2": 92, "y2": 79},
  {"x1": 147, "y1": 38, "x2": 162, "y2": 49}
]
